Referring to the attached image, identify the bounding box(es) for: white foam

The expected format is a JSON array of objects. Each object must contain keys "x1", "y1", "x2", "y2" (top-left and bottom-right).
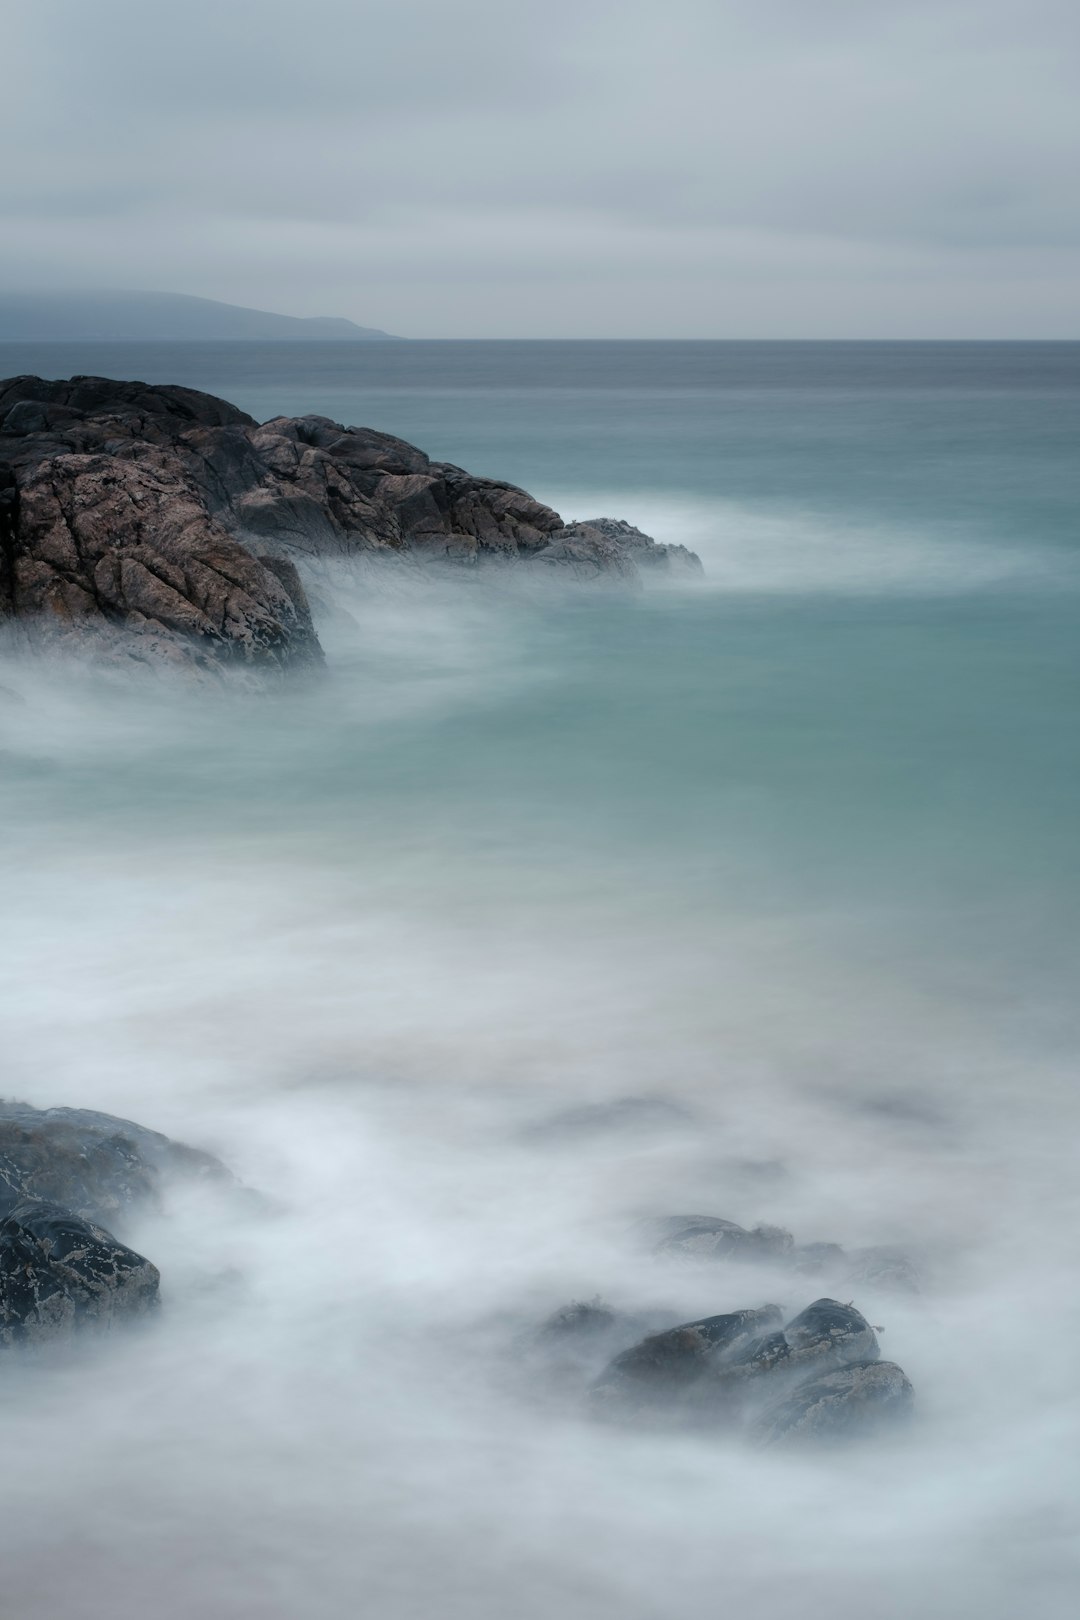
[{"x1": 0, "y1": 583, "x2": 1077, "y2": 1619}]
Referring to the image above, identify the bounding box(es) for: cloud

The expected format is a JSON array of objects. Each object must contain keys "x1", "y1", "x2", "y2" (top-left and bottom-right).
[{"x1": 2, "y1": 0, "x2": 1078, "y2": 334}]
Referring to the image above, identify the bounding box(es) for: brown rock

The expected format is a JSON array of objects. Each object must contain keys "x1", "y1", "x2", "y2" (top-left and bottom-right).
[{"x1": 0, "y1": 374, "x2": 703, "y2": 672}]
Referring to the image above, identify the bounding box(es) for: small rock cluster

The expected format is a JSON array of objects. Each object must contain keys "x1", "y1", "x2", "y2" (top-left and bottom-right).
[
  {"x1": 655, "y1": 1213, "x2": 921, "y2": 1293},
  {"x1": 2, "y1": 1097, "x2": 916, "y2": 1450},
  {"x1": 520, "y1": 1099, "x2": 919, "y2": 1447},
  {"x1": 587, "y1": 1298, "x2": 912, "y2": 1445},
  {"x1": 0, "y1": 1101, "x2": 229, "y2": 1347}
]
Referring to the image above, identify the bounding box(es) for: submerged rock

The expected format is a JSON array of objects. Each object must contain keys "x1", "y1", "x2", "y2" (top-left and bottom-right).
[
  {"x1": 0, "y1": 1200, "x2": 159, "y2": 1346},
  {"x1": 590, "y1": 1306, "x2": 782, "y2": 1421},
  {"x1": 782, "y1": 1297, "x2": 880, "y2": 1371},
  {"x1": 537, "y1": 1299, "x2": 622, "y2": 1342},
  {"x1": 751, "y1": 1359, "x2": 914, "y2": 1446},
  {"x1": 0, "y1": 375, "x2": 703, "y2": 672},
  {"x1": 590, "y1": 1296, "x2": 903, "y2": 1444},
  {"x1": 652, "y1": 1210, "x2": 918, "y2": 1295},
  {"x1": 0, "y1": 1100, "x2": 233, "y2": 1230},
  {"x1": 655, "y1": 1214, "x2": 795, "y2": 1264},
  {"x1": 524, "y1": 1298, "x2": 682, "y2": 1396}
]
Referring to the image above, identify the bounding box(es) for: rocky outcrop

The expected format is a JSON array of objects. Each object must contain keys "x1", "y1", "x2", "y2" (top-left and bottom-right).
[
  {"x1": 0, "y1": 1101, "x2": 233, "y2": 1230},
  {"x1": 575, "y1": 518, "x2": 704, "y2": 576},
  {"x1": 655, "y1": 1214, "x2": 796, "y2": 1264},
  {"x1": 586, "y1": 1296, "x2": 911, "y2": 1444},
  {"x1": 650, "y1": 1210, "x2": 920, "y2": 1294},
  {"x1": 590, "y1": 1306, "x2": 782, "y2": 1422},
  {"x1": 751, "y1": 1359, "x2": 914, "y2": 1446},
  {"x1": 0, "y1": 1200, "x2": 159, "y2": 1346},
  {"x1": 0, "y1": 1101, "x2": 232, "y2": 1349},
  {"x1": 0, "y1": 375, "x2": 701, "y2": 672}
]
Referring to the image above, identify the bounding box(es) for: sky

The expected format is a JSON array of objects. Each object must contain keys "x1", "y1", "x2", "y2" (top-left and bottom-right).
[{"x1": 2, "y1": 0, "x2": 1078, "y2": 337}]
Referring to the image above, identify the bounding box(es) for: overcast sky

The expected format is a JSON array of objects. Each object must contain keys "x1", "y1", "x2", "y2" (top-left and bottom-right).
[{"x1": 3, "y1": 0, "x2": 1078, "y2": 336}]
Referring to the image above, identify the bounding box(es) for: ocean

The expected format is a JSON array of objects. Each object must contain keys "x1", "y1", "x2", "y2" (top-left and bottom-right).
[{"x1": 1, "y1": 340, "x2": 1078, "y2": 1619}]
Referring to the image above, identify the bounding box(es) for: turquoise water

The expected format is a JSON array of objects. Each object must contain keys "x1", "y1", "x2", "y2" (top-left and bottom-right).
[{"x1": 1, "y1": 342, "x2": 1078, "y2": 1618}]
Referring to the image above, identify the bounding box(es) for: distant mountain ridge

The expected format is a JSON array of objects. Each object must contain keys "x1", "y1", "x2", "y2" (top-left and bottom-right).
[{"x1": 0, "y1": 290, "x2": 399, "y2": 342}]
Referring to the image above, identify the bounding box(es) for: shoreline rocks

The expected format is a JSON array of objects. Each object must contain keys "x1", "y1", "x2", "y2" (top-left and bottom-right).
[
  {"x1": 0, "y1": 1101, "x2": 233, "y2": 1231},
  {"x1": 650, "y1": 1210, "x2": 920, "y2": 1294},
  {"x1": 0, "y1": 1101, "x2": 232, "y2": 1349},
  {"x1": 0, "y1": 1200, "x2": 160, "y2": 1346},
  {"x1": 0, "y1": 374, "x2": 704, "y2": 673},
  {"x1": 586, "y1": 1296, "x2": 912, "y2": 1444}
]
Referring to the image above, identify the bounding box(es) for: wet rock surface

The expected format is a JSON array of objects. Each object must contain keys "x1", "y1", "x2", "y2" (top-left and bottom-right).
[
  {"x1": 0, "y1": 375, "x2": 701, "y2": 672},
  {"x1": 0, "y1": 1101, "x2": 233, "y2": 1229},
  {"x1": 0, "y1": 1101, "x2": 231, "y2": 1348},
  {"x1": 655, "y1": 1214, "x2": 796, "y2": 1263},
  {"x1": 751, "y1": 1359, "x2": 914, "y2": 1446},
  {"x1": 1, "y1": 1094, "x2": 916, "y2": 1448},
  {"x1": 590, "y1": 1306, "x2": 783, "y2": 1422},
  {"x1": 650, "y1": 1208, "x2": 920, "y2": 1294},
  {"x1": 585, "y1": 1296, "x2": 907, "y2": 1443},
  {"x1": 522, "y1": 1298, "x2": 679, "y2": 1395},
  {"x1": 0, "y1": 1200, "x2": 159, "y2": 1346}
]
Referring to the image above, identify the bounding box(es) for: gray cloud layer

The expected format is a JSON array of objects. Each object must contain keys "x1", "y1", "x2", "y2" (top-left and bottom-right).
[{"x1": 3, "y1": 0, "x2": 1078, "y2": 335}]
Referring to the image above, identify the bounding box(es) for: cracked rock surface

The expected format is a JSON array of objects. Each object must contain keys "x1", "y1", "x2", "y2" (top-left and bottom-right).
[
  {"x1": 0, "y1": 1199, "x2": 160, "y2": 1346},
  {"x1": 0, "y1": 1101, "x2": 234, "y2": 1349},
  {"x1": 0, "y1": 374, "x2": 701, "y2": 673}
]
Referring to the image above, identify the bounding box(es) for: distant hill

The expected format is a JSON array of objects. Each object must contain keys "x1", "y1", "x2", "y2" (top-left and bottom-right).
[{"x1": 0, "y1": 290, "x2": 399, "y2": 342}]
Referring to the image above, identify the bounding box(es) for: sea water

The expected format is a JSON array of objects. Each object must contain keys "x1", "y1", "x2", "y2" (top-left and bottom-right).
[{"x1": 0, "y1": 340, "x2": 1078, "y2": 1618}]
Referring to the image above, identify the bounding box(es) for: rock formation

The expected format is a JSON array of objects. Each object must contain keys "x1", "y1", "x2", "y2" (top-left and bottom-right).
[
  {"x1": 648, "y1": 1210, "x2": 920, "y2": 1293},
  {"x1": 0, "y1": 1200, "x2": 160, "y2": 1346},
  {"x1": 0, "y1": 1096, "x2": 916, "y2": 1449},
  {"x1": 750, "y1": 1359, "x2": 914, "y2": 1446},
  {"x1": 575, "y1": 517, "x2": 703, "y2": 576},
  {"x1": 0, "y1": 375, "x2": 702, "y2": 674},
  {"x1": 0, "y1": 1101, "x2": 233, "y2": 1229},
  {"x1": 0, "y1": 1100, "x2": 232, "y2": 1348},
  {"x1": 587, "y1": 1296, "x2": 913, "y2": 1443}
]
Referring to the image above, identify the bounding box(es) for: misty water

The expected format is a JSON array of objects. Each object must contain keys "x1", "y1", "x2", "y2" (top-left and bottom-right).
[{"x1": 1, "y1": 341, "x2": 1079, "y2": 1617}]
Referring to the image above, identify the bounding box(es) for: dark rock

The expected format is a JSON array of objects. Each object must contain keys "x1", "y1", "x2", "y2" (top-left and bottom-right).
[
  {"x1": 589, "y1": 1296, "x2": 899, "y2": 1441},
  {"x1": 655, "y1": 1215, "x2": 795, "y2": 1263},
  {"x1": 576, "y1": 517, "x2": 704, "y2": 576},
  {"x1": 751, "y1": 1359, "x2": 914, "y2": 1446},
  {"x1": 0, "y1": 375, "x2": 701, "y2": 672},
  {"x1": 706, "y1": 1297, "x2": 881, "y2": 1423},
  {"x1": 0, "y1": 374, "x2": 255, "y2": 431},
  {"x1": 527, "y1": 524, "x2": 640, "y2": 583},
  {"x1": 537, "y1": 1299, "x2": 621, "y2": 1342},
  {"x1": 723, "y1": 1327, "x2": 793, "y2": 1377},
  {"x1": 0, "y1": 463, "x2": 17, "y2": 606},
  {"x1": 0, "y1": 1101, "x2": 233, "y2": 1230},
  {"x1": 781, "y1": 1297, "x2": 880, "y2": 1370},
  {"x1": 590, "y1": 1305, "x2": 782, "y2": 1421},
  {"x1": 0, "y1": 1200, "x2": 159, "y2": 1346}
]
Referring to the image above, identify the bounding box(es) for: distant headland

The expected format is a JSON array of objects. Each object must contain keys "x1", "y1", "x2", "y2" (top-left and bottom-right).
[{"x1": 0, "y1": 290, "x2": 400, "y2": 343}]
